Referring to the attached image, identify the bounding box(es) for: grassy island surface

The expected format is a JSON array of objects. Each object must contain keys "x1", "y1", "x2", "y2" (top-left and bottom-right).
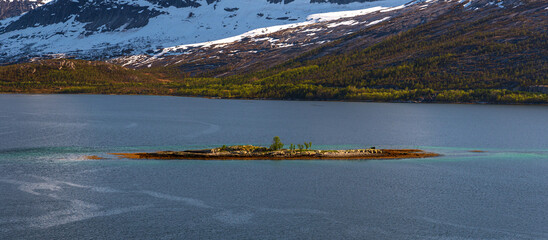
[{"x1": 110, "y1": 145, "x2": 439, "y2": 161}]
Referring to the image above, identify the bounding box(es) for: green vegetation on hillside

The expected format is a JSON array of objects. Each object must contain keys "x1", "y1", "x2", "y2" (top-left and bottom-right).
[
  {"x1": 187, "y1": 8, "x2": 546, "y2": 103},
  {"x1": 0, "y1": 6, "x2": 546, "y2": 104},
  {"x1": 0, "y1": 59, "x2": 171, "y2": 94}
]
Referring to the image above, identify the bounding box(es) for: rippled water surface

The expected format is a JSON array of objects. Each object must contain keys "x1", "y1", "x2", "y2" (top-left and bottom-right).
[{"x1": 0, "y1": 95, "x2": 547, "y2": 239}]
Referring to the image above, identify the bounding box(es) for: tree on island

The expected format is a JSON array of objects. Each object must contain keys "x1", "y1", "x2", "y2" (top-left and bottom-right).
[
  {"x1": 289, "y1": 144, "x2": 295, "y2": 153},
  {"x1": 270, "y1": 136, "x2": 284, "y2": 151}
]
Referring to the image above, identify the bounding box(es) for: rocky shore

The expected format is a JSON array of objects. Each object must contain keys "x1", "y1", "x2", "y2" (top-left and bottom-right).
[{"x1": 110, "y1": 145, "x2": 439, "y2": 160}]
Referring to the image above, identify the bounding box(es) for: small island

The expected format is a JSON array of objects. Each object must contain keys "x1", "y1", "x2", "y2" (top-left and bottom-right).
[{"x1": 110, "y1": 137, "x2": 439, "y2": 161}]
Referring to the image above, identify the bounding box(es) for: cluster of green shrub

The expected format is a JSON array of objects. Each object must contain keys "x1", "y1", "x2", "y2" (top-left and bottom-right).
[
  {"x1": 0, "y1": 60, "x2": 169, "y2": 94},
  {"x1": 270, "y1": 136, "x2": 312, "y2": 152}
]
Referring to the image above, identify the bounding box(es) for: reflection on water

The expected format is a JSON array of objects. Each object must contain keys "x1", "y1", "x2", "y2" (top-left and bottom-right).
[{"x1": 0, "y1": 95, "x2": 547, "y2": 239}]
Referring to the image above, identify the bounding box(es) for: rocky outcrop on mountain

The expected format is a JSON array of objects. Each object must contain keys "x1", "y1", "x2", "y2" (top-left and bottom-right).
[
  {"x1": 0, "y1": 0, "x2": 45, "y2": 20},
  {"x1": 1, "y1": 0, "x2": 162, "y2": 33}
]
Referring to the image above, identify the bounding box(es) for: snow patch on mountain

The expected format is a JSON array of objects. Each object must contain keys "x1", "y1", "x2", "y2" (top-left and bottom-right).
[
  {"x1": 0, "y1": 0, "x2": 411, "y2": 63},
  {"x1": 158, "y1": 4, "x2": 406, "y2": 56},
  {"x1": 366, "y1": 16, "x2": 390, "y2": 25}
]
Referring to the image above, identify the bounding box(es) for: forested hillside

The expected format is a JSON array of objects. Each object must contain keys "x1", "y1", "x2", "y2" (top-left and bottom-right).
[{"x1": 1, "y1": 0, "x2": 546, "y2": 104}]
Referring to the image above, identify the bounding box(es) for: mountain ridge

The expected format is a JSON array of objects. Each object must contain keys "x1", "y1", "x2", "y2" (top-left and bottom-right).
[{"x1": 0, "y1": 0, "x2": 409, "y2": 64}]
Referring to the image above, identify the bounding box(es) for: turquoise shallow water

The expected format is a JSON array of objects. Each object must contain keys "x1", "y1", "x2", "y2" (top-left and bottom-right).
[{"x1": 0, "y1": 95, "x2": 547, "y2": 239}]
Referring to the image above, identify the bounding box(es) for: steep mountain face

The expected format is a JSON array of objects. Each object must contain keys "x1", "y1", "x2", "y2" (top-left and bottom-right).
[
  {"x1": 112, "y1": 0, "x2": 547, "y2": 77},
  {"x1": 111, "y1": 0, "x2": 450, "y2": 73},
  {"x1": 0, "y1": 0, "x2": 408, "y2": 64},
  {"x1": 0, "y1": 0, "x2": 49, "y2": 20}
]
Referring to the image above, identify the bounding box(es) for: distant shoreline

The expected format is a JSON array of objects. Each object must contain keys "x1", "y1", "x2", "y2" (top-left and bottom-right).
[{"x1": 1, "y1": 93, "x2": 547, "y2": 106}]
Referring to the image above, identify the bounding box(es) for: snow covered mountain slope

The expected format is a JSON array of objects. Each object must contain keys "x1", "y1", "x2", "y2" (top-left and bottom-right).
[
  {"x1": 111, "y1": 1, "x2": 419, "y2": 71},
  {"x1": 0, "y1": 0, "x2": 410, "y2": 64},
  {"x1": 106, "y1": 0, "x2": 546, "y2": 76}
]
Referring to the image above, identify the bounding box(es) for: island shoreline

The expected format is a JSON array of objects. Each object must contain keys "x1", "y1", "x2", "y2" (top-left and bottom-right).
[{"x1": 110, "y1": 148, "x2": 440, "y2": 161}]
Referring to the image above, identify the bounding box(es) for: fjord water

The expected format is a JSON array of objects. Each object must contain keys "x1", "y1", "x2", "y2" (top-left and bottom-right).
[{"x1": 0, "y1": 95, "x2": 547, "y2": 239}]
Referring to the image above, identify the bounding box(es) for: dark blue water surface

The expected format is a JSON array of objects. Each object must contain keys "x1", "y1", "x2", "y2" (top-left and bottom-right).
[{"x1": 0, "y1": 95, "x2": 547, "y2": 239}]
